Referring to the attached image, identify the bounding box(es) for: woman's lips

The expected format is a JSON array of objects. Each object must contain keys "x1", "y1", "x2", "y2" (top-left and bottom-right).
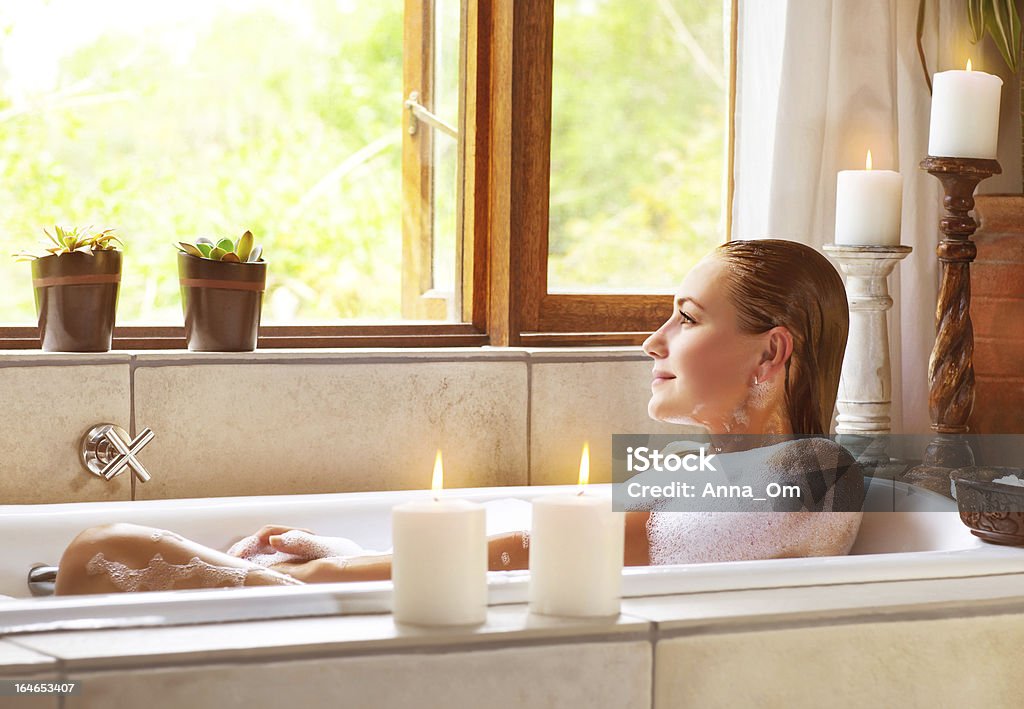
[{"x1": 652, "y1": 372, "x2": 675, "y2": 386}]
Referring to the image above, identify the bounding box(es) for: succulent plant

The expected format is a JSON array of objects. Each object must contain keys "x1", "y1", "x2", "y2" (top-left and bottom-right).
[
  {"x1": 12, "y1": 225, "x2": 122, "y2": 261},
  {"x1": 176, "y1": 230, "x2": 263, "y2": 263}
]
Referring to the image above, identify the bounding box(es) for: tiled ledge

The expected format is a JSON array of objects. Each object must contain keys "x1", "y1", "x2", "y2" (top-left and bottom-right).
[
  {"x1": 6, "y1": 572, "x2": 1024, "y2": 670},
  {"x1": 622, "y1": 570, "x2": 1024, "y2": 637},
  {"x1": 3, "y1": 605, "x2": 650, "y2": 672},
  {"x1": 0, "y1": 640, "x2": 55, "y2": 674}
]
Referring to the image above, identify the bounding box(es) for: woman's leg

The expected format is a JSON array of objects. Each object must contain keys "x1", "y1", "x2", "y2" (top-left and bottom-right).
[{"x1": 55, "y1": 522, "x2": 303, "y2": 595}]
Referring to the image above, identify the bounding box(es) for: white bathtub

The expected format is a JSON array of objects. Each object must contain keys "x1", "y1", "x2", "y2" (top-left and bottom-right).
[{"x1": 1, "y1": 479, "x2": 1023, "y2": 634}]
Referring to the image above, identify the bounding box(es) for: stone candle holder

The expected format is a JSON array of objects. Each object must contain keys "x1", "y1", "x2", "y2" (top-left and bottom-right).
[{"x1": 823, "y1": 244, "x2": 912, "y2": 440}]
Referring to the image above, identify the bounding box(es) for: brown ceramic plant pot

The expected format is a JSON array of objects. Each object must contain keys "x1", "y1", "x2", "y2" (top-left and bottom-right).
[
  {"x1": 178, "y1": 252, "x2": 267, "y2": 352},
  {"x1": 31, "y1": 250, "x2": 122, "y2": 352}
]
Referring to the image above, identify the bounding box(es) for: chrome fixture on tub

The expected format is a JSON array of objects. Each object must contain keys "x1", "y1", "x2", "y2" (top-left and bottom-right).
[
  {"x1": 28, "y1": 564, "x2": 58, "y2": 597},
  {"x1": 79, "y1": 423, "x2": 155, "y2": 482}
]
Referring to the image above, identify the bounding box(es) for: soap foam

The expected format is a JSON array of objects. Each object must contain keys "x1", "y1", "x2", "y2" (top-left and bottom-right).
[
  {"x1": 226, "y1": 530, "x2": 373, "y2": 568},
  {"x1": 272, "y1": 530, "x2": 365, "y2": 560},
  {"x1": 85, "y1": 552, "x2": 302, "y2": 592},
  {"x1": 646, "y1": 509, "x2": 860, "y2": 564},
  {"x1": 644, "y1": 439, "x2": 863, "y2": 564},
  {"x1": 225, "y1": 533, "x2": 302, "y2": 568},
  {"x1": 746, "y1": 379, "x2": 772, "y2": 411}
]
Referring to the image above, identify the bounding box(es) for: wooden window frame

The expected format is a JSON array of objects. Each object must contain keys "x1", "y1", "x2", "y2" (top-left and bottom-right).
[
  {"x1": 0, "y1": 0, "x2": 737, "y2": 350},
  {"x1": 486, "y1": 0, "x2": 738, "y2": 347}
]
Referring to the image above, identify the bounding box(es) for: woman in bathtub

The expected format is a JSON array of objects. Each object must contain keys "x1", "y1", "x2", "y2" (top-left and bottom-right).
[{"x1": 54, "y1": 239, "x2": 863, "y2": 595}]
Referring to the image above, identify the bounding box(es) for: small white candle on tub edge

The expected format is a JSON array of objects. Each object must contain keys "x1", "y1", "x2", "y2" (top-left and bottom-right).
[
  {"x1": 392, "y1": 451, "x2": 487, "y2": 626},
  {"x1": 834, "y1": 150, "x2": 903, "y2": 246},
  {"x1": 928, "y1": 59, "x2": 1003, "y2": 159},
  {"x1": 529, "y1": 442, "x2": 625, "y2": 618}
]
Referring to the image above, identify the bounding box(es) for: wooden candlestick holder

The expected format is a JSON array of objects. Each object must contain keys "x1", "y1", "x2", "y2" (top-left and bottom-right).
[{"x1": 902, "y1": 156, "x2": 1001, "y2": 496}]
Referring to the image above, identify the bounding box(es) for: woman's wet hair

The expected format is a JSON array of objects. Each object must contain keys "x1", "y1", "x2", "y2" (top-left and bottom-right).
[{"x1": 714, "y1": 239, "x2": 849, "y2": 435}]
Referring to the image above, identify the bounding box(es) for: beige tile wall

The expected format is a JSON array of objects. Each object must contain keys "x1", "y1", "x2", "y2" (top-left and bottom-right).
[
  {"x1": 132, "y1": 357, "x2": 529, "y2": 499},
  {"x1": 0, "y1": 640, "x2": 60, "y2": 709},
  {"x1": 0, "y1": 357, "x2": 131, "y2": 504},
  {"x1": 0, "y1": 347, "x2": 688, "y2": 502},
  {"x1": 528, "y1": 356, "x2": 693, "y2": 486},
  {"x1": 63, "y1": 641, "x2": 652, "y2": 709},
  {"x1": 654, "y1": 613, "x2": 1024, "y2": 709}
]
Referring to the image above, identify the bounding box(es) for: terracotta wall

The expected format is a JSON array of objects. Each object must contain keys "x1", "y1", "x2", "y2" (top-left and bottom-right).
[{"x1": 970, "y1": 195, "x2": 1024, "y2": 435}]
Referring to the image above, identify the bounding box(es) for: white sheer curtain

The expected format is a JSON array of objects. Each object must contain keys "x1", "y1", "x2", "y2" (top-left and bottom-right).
[{"x1": 733, "y1": 0, "x2": 1021, "y2": 434}]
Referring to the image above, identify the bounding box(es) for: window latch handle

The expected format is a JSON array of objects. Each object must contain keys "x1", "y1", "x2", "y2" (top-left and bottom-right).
[{"x1": 405, "y1": 91, "x2": 458, "y2": 139}]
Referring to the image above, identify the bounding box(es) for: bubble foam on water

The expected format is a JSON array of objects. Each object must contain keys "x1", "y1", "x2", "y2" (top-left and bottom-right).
[
  {"x1": 644, "y1": 440, "x2": 863, "y2": 564},
  {"x1": 86, "y1": 552, "x2": 245, "y2": 591},
  {"x1": 84, "y1": 552, "x2": 301, "y2": 592},
  {"x1": 273, "y1": 530, "x2": 365, "y2": 560}
]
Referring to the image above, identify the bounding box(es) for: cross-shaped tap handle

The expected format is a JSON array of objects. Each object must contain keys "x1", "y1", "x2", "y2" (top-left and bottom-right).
[{"x1": 80, "y1": 424, "x2": 155, "y2": 483}]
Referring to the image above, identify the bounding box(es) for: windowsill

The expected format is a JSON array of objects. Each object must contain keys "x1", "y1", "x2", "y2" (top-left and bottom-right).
[{"x1": 0, "y1": 345, "x2": 649, "y2": 365}]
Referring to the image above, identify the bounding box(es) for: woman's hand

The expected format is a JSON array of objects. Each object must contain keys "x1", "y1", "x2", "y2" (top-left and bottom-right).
[
  {"x1": 264, "y1": 528, "x2": 366, "y2": 560},
  {"x1": 270, "y1": 554, "x2": 394, "y2": 583},
  {"x1": 267, "y1": 556, "x2": 350, "y2": 582},
  {"x1": 228, "y1": 524, "x2": 365, "y2": 563},
  {"x1": 253, "y1": 524, "x2": 317, "y2": 547},
  {"x1": 226, "y1": 524, "x2": 388, "y2": 583}
]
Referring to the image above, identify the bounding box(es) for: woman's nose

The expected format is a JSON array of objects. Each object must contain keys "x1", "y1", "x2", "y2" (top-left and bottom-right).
[{"x1": 643, "y1": 324, "x2": 667, "y2": 359}]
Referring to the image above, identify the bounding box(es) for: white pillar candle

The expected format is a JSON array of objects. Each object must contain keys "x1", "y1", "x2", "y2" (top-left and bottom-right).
[
  {"x1": 835, "y1": 150, "x2": 903, "y2": 246},
  {"x1": 529, "y1": 443, "x2": 625, "y2": 618},
  {"x1": 392, "y1": 452, "x2": 487, "y2": 626},
  {"x1": 928, "y1": 60, "x2": 1003, "y2": 159}
]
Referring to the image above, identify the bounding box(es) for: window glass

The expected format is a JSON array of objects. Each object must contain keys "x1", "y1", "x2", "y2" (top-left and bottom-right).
[
  {"x1": 548, "y1": 0, "x2": 728, "y2": 293},
  {"x1": 0, "y1": 0, "x2": 461, "y2": 325}
]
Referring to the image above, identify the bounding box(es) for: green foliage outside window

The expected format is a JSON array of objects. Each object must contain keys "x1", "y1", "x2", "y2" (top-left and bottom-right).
[{"x1": 0, "y1": 0, "x2": 726, "y2": 324}]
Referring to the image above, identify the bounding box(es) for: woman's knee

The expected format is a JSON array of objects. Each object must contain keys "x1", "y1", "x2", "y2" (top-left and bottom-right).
[{"x1": 56, "y1": 523, "x2": 154, "y2": 594}]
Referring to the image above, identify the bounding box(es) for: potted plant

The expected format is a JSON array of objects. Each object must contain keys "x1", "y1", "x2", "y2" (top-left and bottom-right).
[
  {"x1": 175, "y1": 230, "x2": 267, "y2": 352},
  {"x1": 12, "y1": 226, "x2": 123, "y2": 352}
]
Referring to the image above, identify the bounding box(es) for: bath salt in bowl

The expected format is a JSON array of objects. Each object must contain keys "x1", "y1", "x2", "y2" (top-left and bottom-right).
[
  {"x1": 951, "y1": 466, "x2": 1024, "y2": 546},
  {"x1": 993, "y1": 475, "x2": 1024, "y2": 487}
]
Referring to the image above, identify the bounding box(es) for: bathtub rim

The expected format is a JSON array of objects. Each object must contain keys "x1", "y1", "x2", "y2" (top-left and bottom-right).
[{"x1": 4, "y1": 480, "x2": 1024, "y2": 636}]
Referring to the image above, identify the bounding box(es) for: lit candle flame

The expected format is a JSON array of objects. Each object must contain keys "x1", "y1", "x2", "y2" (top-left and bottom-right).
[
  {"x1": 431, "y1": 449, "x2": 444, "y2": 500},
  {"x1": 966, "y1": 58, "x2": 973, "y2": 72},
  {"x1": 865, "y1": 149, "x2": 873, "y2": 171},
  {"x1": 577, "y1": 441, "x2": 590, "y2": 494}
]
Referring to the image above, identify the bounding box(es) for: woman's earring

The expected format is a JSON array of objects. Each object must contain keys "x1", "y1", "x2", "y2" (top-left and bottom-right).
[{"x1": 753, "y1": 375, "x2": 759, "y2": 386}]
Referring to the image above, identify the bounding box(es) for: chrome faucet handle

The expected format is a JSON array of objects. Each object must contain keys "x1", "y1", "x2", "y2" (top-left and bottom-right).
[{"x1": 80, "y1": 423, "x2": 155, "y2": 483}]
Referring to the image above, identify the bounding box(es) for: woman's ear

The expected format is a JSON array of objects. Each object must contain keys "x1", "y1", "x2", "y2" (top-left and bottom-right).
[{"x1": 758, "y1": 326, "x2": 793, "y2": 383}]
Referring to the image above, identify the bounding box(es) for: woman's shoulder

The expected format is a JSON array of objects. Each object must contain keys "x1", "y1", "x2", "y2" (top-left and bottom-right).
[
  {"x1": 765, "y1": 437, "x2": 857, "y2": 470},
  {"x1": 764, "y1": 437, "x2": 864, "y2": 511}
]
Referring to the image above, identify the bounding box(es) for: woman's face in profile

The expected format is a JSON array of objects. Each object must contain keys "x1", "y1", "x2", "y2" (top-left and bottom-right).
[{"x1": 642, "y1": 255, "x2": 764, "y2": 427}]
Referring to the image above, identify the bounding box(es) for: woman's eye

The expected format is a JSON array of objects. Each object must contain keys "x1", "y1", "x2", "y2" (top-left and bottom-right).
[{"x1": 678, "y1": 310, "x2": 696, "y2": 325}]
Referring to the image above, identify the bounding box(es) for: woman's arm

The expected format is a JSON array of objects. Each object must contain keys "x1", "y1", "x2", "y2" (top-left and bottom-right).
[
  {"x1": 56, "y1": 511, "x2": 654, "y2": 592},
  {"x1": 278, "y1": 511, "x2": 653, "y2": 583}
]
